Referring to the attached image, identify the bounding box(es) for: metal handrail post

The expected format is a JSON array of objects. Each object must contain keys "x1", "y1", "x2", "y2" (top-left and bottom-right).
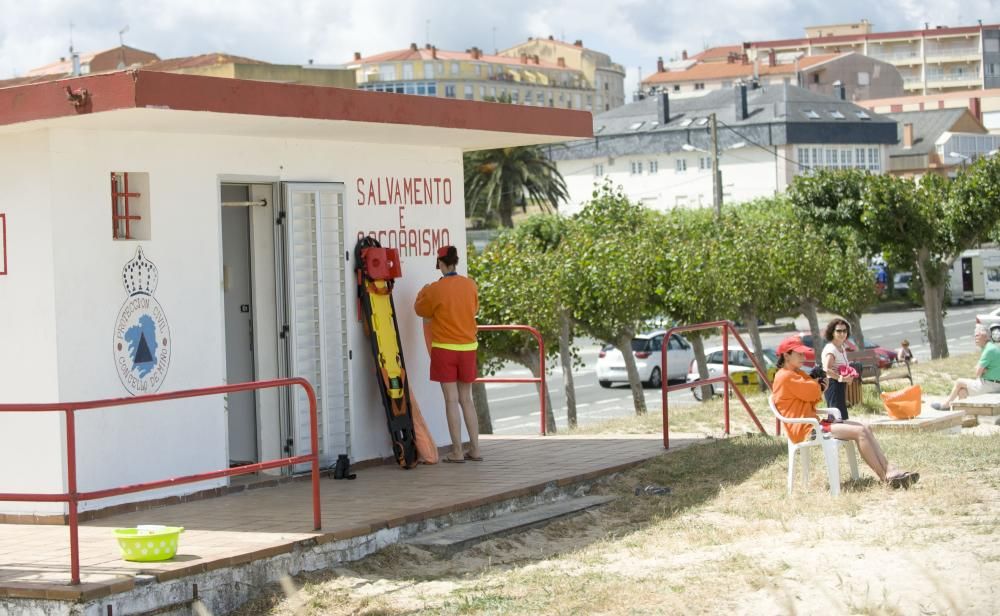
[
  {"x1": 722, "y1": 326, "x2": 730, "y2": 435},
  {"x1": 65, "y1": 407, "x2": 80, "y2": 585},
  {"x1": 475, "y1": 324, "x2": 547, "y2": 436}
]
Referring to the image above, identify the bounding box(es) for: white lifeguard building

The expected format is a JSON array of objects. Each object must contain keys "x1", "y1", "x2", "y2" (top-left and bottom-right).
[{"x1": 0, "y1": 70, "x2": 590, "y2": 518}]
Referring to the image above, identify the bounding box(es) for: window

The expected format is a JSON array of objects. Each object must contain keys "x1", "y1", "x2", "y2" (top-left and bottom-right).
[
  {"x1": 512, "y1": 90, "x2": 520, "y2": 103},
  {"x1": 380, "y1": 63, "x2": 396, "y2": 80},
  {"x1": 594, "y1": 163, "x2": 604, "y2": 177},
  {"x1": 490, "y1": 86, "x2": 496, "y2": 97},
  {"x1": 675, "y1": 159, "x2": 687, "y2": 172},
  {"x1": 629, "y1": 121, "x2": 645, "y2": 130},
  {"x1": 699, "y1": 156, "x2": 711, "y2": 170},
  {"x1": 444, "y1": 84, "x2": 456, "y2": 98},
  {"x1": 474, "y1": 64, "x2": 482, "y2": 76},
  {"x1": 986, "y1": 38, "x2": 1000, "y2": 53},
  {"x1": 804, "y1": 109, "x2": 821, "y2": 119},
  {"x1": 858, "y1": 71, "x2": 870, "y2": 85},
  {"x1": 673, "y1": 84, "x2": 680, "y2": 92},
  {"x1": 856, "y1": 147, "x2": 866, "y2": 169},
  {"x1": 825, "y1": 149, "x2": 834, "y2": 166},
  {"x1": 110, "y1": 172, "x2": 150, "y2": 240},
  {"x1": 648, "y1": 160, "x2": 659, "y2": 174},
  {"x1": 843, "y1": 149, "x2": 853, "y2": 167},
  {"x1": 812, "y1": 73, "x2": 820, "y2": 84},
  {"x1": 424, "y1": 62, "x2": 435, "y2": 78},
  {"x1": 829, "y1": 110, "x2": 845, "y2": 119},
  {"x1": 680, "y1": 118, "x2": 694, "y2": 127},
  {"x1": 695, "y1": 117, "x2": 709, "y2": 126},
  {"x1": 536, "y1": 91, "x2": 545, "y2": 103},
  {"x1": 480, "y1": 85, "x2": 486, "y2": 99},
  {"x1": 630, "y1": 160, "x2": 643, "y2": 175},
  {"x1": 464, "y1": 85, "x2": 474, "y2": 100},
  {"x1": 694, "y1": 83, "x2": 705, "y2": 90},
  {"x1": 855, "y1": 110, "x2": 871, "y2": 120},
  {"x1": 868, "y1": 147, "x2": 881, "y2": 171},
  {"x1": 402, "y1": 63, "x2": 414, "y2": 79},
  {"x1": 798, "y1": 147, "x2": 810, "y2": 169},
  {"x1": 450, "y1": 62, "x2": 459, "y2": 75}
]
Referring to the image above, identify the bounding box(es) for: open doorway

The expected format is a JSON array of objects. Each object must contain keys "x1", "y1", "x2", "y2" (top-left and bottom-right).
[{"x1": 220, "y1": 182, "x2": 285, "y2": 469}]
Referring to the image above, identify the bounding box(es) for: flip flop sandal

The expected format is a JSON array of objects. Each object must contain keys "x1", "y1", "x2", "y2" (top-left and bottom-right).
[
  {"x1": 442, "y1": 457, "x2": 465, "y2": 463},
  {"x1": 464, "y1": 453, "x2": 484, "y2": 462}
]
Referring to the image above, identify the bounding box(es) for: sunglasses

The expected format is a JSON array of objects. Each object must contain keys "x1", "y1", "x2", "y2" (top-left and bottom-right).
[{"x1": 834, "y1": 328, "x2": 848, "y2": 333}]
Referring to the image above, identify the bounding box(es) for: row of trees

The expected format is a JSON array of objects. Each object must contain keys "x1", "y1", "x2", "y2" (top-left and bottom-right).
[
  {"x1": 467, "y1": 154, "x2": 1000, "y2": 431},
  {"x1": 468, "y1": 182, "x2": 876, "y2": 429}
]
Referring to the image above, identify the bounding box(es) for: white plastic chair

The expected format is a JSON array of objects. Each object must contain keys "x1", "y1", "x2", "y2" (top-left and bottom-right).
[{"x1": 768, "y1": 396, "x2": 860, "y2": 496}]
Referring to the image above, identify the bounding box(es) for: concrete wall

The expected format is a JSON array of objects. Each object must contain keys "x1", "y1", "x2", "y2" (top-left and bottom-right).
[
  {"x1": 0, "y1": 123, "x2": 464, "y2": 514},
  {"x1": 0, "y1": 130, "x2": 66, "y2": 514}
]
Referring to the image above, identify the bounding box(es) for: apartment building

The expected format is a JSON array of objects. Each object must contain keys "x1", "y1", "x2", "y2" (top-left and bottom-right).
[
  {"x1": 345, "y1": 38, "x2": 625, "y2": 112},
  {"x1": 745, "y1": 21, "x2": 1000, "y2": 95},
  {"x1": 859, "y1": 89, "x2": 1000, "y2": 134},
  {"x1": 643, "y1": 50, "x2": 903, "y2": 101},
  {"x1": 547, "y1": 84, "x2": 896, "y2": 213}
]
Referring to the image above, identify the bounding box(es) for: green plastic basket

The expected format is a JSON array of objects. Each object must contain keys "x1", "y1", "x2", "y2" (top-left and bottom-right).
[{"x1": 113, "y1": 526, "x2": 184, "y2": 562}]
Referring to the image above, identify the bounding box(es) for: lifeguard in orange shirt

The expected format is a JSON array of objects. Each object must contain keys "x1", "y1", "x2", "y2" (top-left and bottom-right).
[{"x1": 415, "y1": 245, "x2": 481, "y2": 463}]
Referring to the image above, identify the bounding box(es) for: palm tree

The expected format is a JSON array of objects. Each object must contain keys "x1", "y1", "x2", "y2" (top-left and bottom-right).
[{"x1": 464, "y1": 146, "x2": 570, "y2": 228}]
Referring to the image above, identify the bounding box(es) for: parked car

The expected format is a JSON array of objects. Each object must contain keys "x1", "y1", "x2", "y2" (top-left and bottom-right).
[
  {"x1": 976, "y1": 305, "x2": 1000, "y2": 329},
  {"x1": 685, "y1": 347, "x2": 778, "y2": 400},
  {"x1": 893, "y1": 272, "x2": 912, "y2": 296},
  {"x1": 596, "y1": 331, "x2": 694, "y2": 388}
]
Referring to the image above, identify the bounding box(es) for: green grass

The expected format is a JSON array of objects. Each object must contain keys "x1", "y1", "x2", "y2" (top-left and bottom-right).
[{"x1": 233, "y1": 351, "x2": 1000, "y2": 616}]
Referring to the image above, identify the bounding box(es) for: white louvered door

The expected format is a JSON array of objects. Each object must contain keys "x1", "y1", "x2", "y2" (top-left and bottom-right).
[{"x1": 282, "y1": 183, "x2": 349, "y2": 468}]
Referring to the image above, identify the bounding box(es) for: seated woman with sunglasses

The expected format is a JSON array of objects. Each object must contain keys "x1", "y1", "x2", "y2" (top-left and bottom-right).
[{"x1": 772, "y1": 335, "x2": 918, "y2": 489}]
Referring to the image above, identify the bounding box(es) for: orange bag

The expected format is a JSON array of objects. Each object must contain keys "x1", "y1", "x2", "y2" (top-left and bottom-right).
[
  {"x1": 410, "y1": 396, "x2": 439, "y2": 464},
  {"x1": 881, "y1": 384, "x2": 922, "y2": 420}
]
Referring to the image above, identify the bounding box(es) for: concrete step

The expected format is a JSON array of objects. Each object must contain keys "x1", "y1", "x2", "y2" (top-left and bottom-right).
[{"x1": 407, "y1": 495, "x2": 615, "y2": 555}]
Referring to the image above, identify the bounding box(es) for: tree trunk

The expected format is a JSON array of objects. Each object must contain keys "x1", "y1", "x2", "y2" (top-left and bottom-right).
[
  {"x1": 520, "y1": 348, "x2": 557, "y2": 433},
  {"x1": 846, "y1": 312, "x2": 865, "y2": 348},
  {"x1": 916, "y1": 256, "x2": 950, "y2": 359},
  {"x1": 617, "y1": 330, "x2": 647, "y2": 416},
  {"x1": 558, "y1": 308, "x2": 578, "y2": 429},
  {"x1": 742, "y1": 307, "x2": 765, "y2": 363},
  {"x1": 471, "y1": 381, "x2": 493, "y2": 434},
  {"x1": 499, "y1": 205, "x2": 514, "y2": 228},
  {"x1": 689, "y1": 336, "x2": 714, "y2": 402},
  {"x1": 800, "y1": 299, "x2": 823, "y2": 359}
]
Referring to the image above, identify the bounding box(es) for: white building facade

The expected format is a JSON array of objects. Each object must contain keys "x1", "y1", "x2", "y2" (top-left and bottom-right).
[
  {"x1": 551, "y1": 85, "x2": 895, "y2": 213},
  {"x1": 0, "y1": 70, "x2": 590, "y2": 516}
]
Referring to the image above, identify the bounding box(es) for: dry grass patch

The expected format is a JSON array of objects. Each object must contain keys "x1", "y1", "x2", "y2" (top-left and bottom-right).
[{"x1": 234, "y1": 353, "x2": 1000, "y2": 616}]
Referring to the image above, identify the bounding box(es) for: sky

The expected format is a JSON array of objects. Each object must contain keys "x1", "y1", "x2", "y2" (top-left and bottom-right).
[{"x1": 0, "y1": 0, "x2": 996, "y2": 94}]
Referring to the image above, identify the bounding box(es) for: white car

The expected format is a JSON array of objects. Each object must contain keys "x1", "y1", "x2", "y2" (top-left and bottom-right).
[
  {"x1": 975, "y1": 306, "x2": 1000, "y2": 329},
  {"x1": 596, "y1": 331, "x2": 694, "y2": 388},
  {"x1": 685, "y1": 346, "x2": 778, "y2": 400}
]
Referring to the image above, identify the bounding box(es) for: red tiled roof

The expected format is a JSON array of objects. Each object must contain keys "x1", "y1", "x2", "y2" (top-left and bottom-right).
[
  {"x1": 690, "y1": 46, "x2": 744, "y2": 62},
  {"x1": 643, "y1": 53, "x2": 841, "y2": 85},
  {"x1": 350, "y1": 48, "x2": 579, "y2": 72}
]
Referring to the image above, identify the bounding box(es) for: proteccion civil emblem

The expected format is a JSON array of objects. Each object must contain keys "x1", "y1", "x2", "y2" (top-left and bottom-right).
[{"x1": 113, "y1": 247, "x2": 171, "y2": 395}]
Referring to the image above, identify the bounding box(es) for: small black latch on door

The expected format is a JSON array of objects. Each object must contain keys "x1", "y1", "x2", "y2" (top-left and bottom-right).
[{"x1": 240, "y1": 304, "x2": 250, "y2": 313}]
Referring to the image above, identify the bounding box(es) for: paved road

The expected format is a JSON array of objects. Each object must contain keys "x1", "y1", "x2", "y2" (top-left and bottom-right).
[{"x1": 483, "y1": 304, "x2": 996, "y2": 435}]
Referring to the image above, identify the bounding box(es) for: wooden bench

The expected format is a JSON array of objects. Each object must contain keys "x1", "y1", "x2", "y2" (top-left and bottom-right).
[
  {"x1": 846, "y1": 349, "x2": 884, "y2": 394},
  {"x1": 845, "y1": 350, "x2": 913, "y2": 396}
]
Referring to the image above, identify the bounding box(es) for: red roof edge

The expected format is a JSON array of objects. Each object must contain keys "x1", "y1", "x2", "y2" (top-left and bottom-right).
[
  {"x1": 0, "y1": 70, "x2": 593, "y2": 139},
  {"x1": 749, "y1": 23, "x2": 995, "y2": 48}
]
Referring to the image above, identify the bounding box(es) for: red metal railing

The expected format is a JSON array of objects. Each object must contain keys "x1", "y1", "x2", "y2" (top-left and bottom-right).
[
  {"x1": 661, "y1": 321, "x2": 775, "y2": 448},
  {"x1": 0, "y1": 378, "x2": 321, "y2": 585},
  {"x1": 475, "y1": 324, "x2": 547, "y2": 435}
]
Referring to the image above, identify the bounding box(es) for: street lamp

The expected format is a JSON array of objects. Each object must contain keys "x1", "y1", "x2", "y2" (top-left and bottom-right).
[{"x1": 949, "y1": 151, "x2": 970, "y2": 170}]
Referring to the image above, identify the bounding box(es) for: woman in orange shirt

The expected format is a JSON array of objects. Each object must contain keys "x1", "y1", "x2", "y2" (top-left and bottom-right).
[
  {"x1": 414, "y1": 246, "x2": 481, "y2": 463},
  {"x1": 772, "y1": 335, "x2": 917, "y2": 488}
]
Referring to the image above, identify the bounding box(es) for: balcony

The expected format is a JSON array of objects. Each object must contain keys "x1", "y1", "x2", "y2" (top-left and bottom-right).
[
  {"x1": 869, "y1": 49, "x2": 921, "y2": 65},
  {"x1": 926, "y1": 46, "x2": 982, "y2": 62},
  {"x1": 926, "y1": 71, "x2": 981, "y2": 88}
]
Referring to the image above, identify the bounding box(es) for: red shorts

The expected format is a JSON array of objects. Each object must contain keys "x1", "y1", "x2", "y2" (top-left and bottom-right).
[{"x1": 430, "y1": 347, "x2": 477, "y2": 383}]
